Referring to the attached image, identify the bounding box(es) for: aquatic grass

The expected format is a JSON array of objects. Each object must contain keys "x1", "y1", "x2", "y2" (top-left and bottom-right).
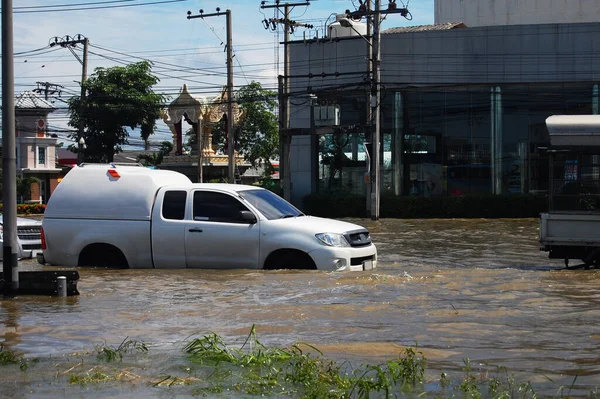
[
  {"x1": 7, "y1": 328, "x2": 598, "y2": 397},
  {"x1": 94, "y1": 337, "x2": 148, "y2": 362},
  {"x1": 349, "y1": 347, "x2": 427, "y2": 398},
  {"x1": 456, "y1": 359, "x2": 539, "y2": 399},
  {"x1": 182, "y1": 326, "x2": 429, "y2": 398},
  {"x1": 0, "y1": 344, "x2": 30, "y2": 370},
  {"x1": 68, "y1": 367, "x2": 113, "y2": 385},
  {"x1": 0, "y1": 344, "x2": 19, "y2": 366}
]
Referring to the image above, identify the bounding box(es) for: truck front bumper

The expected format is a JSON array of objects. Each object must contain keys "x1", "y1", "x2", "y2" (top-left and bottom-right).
[{"x1": 308, "y1": 244, "x2": 378, "y2": 272}]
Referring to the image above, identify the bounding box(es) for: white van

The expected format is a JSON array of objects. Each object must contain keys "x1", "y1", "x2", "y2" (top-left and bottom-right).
[{"x1": 39, "y1": 164, "x2": 377, "y2": 271}]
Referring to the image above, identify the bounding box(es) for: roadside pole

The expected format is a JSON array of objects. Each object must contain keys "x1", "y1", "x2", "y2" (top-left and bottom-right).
[
  {"x1": 2, "y1": 0, "x2": 19, "y2": 296},
  {"x1": 187, "y1": 8, "x2": 235, "y2": 183}
]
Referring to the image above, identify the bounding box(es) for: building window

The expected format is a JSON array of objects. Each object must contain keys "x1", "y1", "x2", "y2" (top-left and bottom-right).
[{"x1": 38, "y1": 147, "x2": 46, "y2": 165}]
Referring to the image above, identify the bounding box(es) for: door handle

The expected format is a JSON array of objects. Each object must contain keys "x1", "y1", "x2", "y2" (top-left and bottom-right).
[{"x1": 188, "y1": 228, "x2": 203, "y2": 233}]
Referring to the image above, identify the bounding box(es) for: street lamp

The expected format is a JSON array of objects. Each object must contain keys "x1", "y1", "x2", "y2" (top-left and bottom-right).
[
  {"x1": 338, "y1": 18, "x2": 372, "y2": 47},
  {"x1": 78, "y1": 137, "x2": 86, "y2": 164}
]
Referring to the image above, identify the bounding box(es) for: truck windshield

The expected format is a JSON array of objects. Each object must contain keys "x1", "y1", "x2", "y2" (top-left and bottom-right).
[{"x1": 238, "y1": 189, "x2": 304, "y2": 220}]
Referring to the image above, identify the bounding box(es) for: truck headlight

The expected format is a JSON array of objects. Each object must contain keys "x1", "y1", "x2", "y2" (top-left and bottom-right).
[{"x1": 315, "y1": 233, "x2": 350, "y2": 247}]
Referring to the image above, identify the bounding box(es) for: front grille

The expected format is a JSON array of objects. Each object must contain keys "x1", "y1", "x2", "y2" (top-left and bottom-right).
[
  {"x1": 22, "y1": 243, "x2": 42, "y2": 250},
  {"x1": 351, "y1": 255, "x2": 374, "y2": 266},
  {"x1": 344, "y1": 229, "x2": 372, "y2": 247},
  {"x1": 17, "y1": 226, "x2": 42, "y2": 241}
]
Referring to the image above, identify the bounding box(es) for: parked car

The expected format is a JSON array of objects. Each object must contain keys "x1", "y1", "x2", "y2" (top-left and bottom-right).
[
  {"x1": 0, "y1": 213, "x2": 43, "y2": 261},
  {"x1": 39, "y1": 164, "x2": 377, "y2": 271}
]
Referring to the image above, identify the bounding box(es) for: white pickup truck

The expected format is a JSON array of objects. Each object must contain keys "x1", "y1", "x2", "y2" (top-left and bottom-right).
[{"x1": 38, "y1": 164, "x2": 377, "y2": 271}]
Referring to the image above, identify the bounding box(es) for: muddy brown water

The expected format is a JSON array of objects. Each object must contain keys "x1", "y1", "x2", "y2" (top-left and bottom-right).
[{"x1": 2, "y1": 218, "x2": 600, "y2": 398}]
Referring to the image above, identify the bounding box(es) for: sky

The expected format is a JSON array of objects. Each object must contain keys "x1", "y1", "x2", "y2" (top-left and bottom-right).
[{"x1": 2, "y1": 0, "x2": 434, "y2": 149}]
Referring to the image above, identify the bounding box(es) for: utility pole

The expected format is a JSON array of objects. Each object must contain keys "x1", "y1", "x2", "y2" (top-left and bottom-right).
[
  {"x1": 347, "y1": 0, "x2": 410, "y2": 220},
  {"x1": 365, "y1": 0, "x2": 373, "y2": 214},
  {"x1": 371, "y1": 0, "x2": 381, "y2": 221},
  {"x1": 260, "y1": 0, "x2": 312, "y2": 201},
  {"x1": 50, "y1": 35, "x2": 88, "y2": 165},
  {"x1": 187, "y1": 8, "x2": 235, "y2": 183},
  {"x1": 33, "y1": 82, "x2": 64, "y2": 101},
  {"x1": 2, "y1": 0, "x2": 19, "y2": 296}
]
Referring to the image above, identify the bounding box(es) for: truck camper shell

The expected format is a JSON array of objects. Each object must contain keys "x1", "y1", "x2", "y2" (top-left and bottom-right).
[
  {"x1": 546, "y1": 115, "x2": 600, "y2": 147},
  {"x1": 540, "y1": 115, "x2": 600, "y2": 268},
  {"x1": 45, "y1": 164, "x2": 192, "y2": 221}
]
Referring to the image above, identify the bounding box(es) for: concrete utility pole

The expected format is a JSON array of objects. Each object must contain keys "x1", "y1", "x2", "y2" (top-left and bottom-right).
[
  {"x1": 371, "y1": 0, "x2": 381, "y2": 221},
  {"x1": 260, "y1": 1, "x2": 312, "y2": 201},
  {"x1": 347, "y1": 0, "x2": 410, "y2": 220},
  {"x1": 50, "y1": 35, "x2": 88, "y2": 164},
  {"x1": 365, "y1": 0, "x2": 373, "y2": 214},
  {"x1": 187, "y1": 8, "x2": 235, "y2": 183},
  {"x1": 2, "y1": 0, "x2": 19, "y2": 296}
]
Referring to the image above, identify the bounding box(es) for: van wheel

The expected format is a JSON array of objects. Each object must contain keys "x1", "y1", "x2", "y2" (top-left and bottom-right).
[
  {"x1": 78, "y1": 244, "x2": 129, "y2": 269},
  {"x1": 263, "y1": 249, "x2": 317, "y2": 270}
]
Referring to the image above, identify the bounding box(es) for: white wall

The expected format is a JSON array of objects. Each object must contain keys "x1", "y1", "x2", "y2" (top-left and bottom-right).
[{"x1": 435, "y1": 0, "x2": 600, "y2": 27}]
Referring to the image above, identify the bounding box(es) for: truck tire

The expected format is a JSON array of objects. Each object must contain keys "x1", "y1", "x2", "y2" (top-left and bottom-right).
[
  {"x1": 263, "y1": 249, "x2": 317, "y2": 270},
  {"x1": 78, "y1": 244, "x2": 129, "y2": 269}
]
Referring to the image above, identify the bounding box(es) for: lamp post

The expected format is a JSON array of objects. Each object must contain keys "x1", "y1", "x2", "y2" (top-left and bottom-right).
[{"x1": 77, "y1": 137, "x2": 86, "y2": 164}]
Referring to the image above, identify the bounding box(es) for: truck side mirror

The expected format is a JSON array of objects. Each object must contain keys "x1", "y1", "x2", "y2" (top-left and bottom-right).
[{"x1": 239, "y1": 210, "x2": 257, "y2": 224}]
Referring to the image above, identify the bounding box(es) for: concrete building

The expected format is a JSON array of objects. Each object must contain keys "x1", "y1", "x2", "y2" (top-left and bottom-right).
[
  {"x1": 287, "y1": 0, "x2": 600, "y2": 207},
  {"x1": 14, "y1": 91, "x2": 62, "y2": 203},
  {"x1": 435, "y1": 0, "x2": 600, "y2": 27}
]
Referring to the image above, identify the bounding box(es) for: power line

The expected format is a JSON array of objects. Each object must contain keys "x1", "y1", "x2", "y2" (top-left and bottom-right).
[
  {"x1": 8, "y1": 0, "x2": 188, "y2": 14},
  {"x1": 14, "y1": 0, "x2": 138, "y2": 10}
]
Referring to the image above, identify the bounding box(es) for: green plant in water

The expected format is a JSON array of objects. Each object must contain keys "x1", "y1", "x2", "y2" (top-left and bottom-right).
[
  {"x1": 69, "y1": 369, "x2": 113, "y2": 386},
  {"x1": 459, "y1": 358, "x2": 482, "y2": 399},
  {"x1": 0, "y1": 344, "x2": 29, "y2": 370},
  {"x1": 349, "y1": 346, "x2": 426, "y2": 399},
  {"x1": 0, "y1": 344, "x2": 19, "y2": 366},
  {"x1": 94, "y1": 337, "x2": 148, "y2": 362}
]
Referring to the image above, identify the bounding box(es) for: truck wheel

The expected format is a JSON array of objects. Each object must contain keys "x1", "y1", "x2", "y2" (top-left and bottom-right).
[
  {"x1": 263, "y1": 249, "x2": 317, "y2": 270},
  {"x1": 79, "y1": 244, "x2": 129, "y2": 269}
]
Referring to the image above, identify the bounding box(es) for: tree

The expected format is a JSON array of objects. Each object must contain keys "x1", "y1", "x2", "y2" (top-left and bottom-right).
[
  {"x1": 211, "y1": 82, "x2": 279, "y2": 176},
  {"x1": 68, "y1": 61, "x2": 166, "y2": 162},
  {"x1": 136, "y1": 141, "x2": 173, "y2": 167},
  {"x1": 16, "y1": 176, "x2": 40, "y2": 202}
]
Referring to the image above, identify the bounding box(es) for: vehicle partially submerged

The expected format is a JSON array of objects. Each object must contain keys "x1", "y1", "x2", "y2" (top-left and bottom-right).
[
  {"x1": 39, "y1": 164, "x2": 377, "y2": 271},
  {"x1": 0, "y1": 214, "x2": 43, "y2": 261},
  {"x1": 539, "y1": 115, "x2": 600, "y2": 268}
]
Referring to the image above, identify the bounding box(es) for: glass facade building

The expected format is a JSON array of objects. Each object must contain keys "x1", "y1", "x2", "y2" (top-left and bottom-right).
[{"x1": 316, "y1": 83, "x2": 600, "y2": 197}]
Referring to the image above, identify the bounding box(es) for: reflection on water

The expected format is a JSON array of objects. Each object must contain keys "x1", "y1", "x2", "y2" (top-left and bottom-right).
[{"x1": 2, "y1": 218, "x2": 600, "y2": 397}]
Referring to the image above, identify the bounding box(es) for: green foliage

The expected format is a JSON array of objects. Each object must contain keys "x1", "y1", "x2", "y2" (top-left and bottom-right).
[
  {"x1": 0, "y1": 170, "x2": 41, "y2": 202},
  {"x1": 16, "y1": 176, "x2": 40, "y2": 200},
  {"x1": 136, "y1": 141, "x2": 173, "y2": 167},
  {"x1": 69, "y1": 370, "x2": 113, "y2": 386},
  {"x1": 68, "y1": 61, "x2": 166, "y2": 163},
  {"x1": 0, "y1": 344, "x2": 29, "y2": 370},
  {"x1": 211, "y1": 81, "x2": 279, "y2": 177},
  {"x1": 94, "y1": 338, "x2": 148, "y2": 362},
  {"x1": 255, "y1": 175, "x2": 282, "y2": 195},
  {"x1": 183, "y1": 325, "x2": 428, "y2": 398},
  {"x1": 303, "y1": 192, "x2": 548, "y2": 218}
]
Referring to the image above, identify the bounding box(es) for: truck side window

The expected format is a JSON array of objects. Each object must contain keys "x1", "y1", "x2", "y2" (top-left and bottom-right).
[
  {"x1": 163, "y1": 190, "x2": 187, "y2": 220},
  {"x1": 193, "y1": 191, "x2": 249, "y2": 223}
]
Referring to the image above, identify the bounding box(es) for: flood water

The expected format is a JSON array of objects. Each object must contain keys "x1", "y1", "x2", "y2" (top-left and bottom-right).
[{"x1": 2, "y1": 218, "x2": 600, "y2": 398}]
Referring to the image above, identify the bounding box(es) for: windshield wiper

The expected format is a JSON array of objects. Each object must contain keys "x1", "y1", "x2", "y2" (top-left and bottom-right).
[{"x1": 280, "y1": 214, "x2": 296, "y2": 219}]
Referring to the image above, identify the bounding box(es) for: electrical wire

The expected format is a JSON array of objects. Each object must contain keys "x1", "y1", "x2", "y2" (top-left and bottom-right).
[{"x1": 9, "y1": 0, "x2": 188, "y2": 14}]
